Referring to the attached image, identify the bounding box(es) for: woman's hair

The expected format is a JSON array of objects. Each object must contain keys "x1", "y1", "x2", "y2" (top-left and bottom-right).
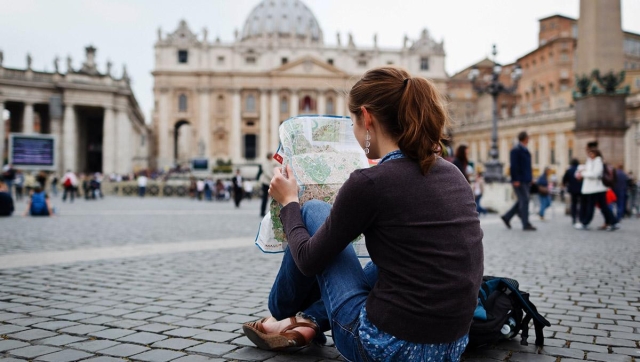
[
  {"x1": 589, "y1": 149, "x2": 602, "y2": 158},
  {"x1": 348, "y1": 66, "x2": 450, "y2": 174},
  {"x1": 454, "y1": 145, "x2": 468, "y2": 164}
]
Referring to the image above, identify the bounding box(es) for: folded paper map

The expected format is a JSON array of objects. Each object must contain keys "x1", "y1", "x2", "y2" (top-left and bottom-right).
[{"x1": 255, "y1": 115, "x2": 371, "y2": 257}]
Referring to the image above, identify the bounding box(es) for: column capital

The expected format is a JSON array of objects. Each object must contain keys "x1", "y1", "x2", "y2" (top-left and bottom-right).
[
  {"x1": 197, "y1": 87, "x2": 211, "y2": 94},
  {"x1": 158, "y1": 87, "x2": 171, "y2": 93},
  {"x1": 227, "y1": 87, "x2": 241, "y2": 94}
]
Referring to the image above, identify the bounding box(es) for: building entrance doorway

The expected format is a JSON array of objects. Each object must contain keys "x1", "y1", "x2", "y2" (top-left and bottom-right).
[
  {"x1": 76, "y1": 106, "x2": 104, "y2": 173},
  {"x1": 174, "y1": 120, "x2": 191, "y2": 167}
]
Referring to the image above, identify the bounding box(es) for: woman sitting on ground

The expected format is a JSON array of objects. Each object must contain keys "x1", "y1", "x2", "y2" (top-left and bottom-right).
[{"x1": 243, "y1": 66, "x2": 484, "y2": 362}]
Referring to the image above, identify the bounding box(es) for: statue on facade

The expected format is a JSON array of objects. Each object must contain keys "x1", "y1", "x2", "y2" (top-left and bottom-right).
[
  {"x1": 54, "y1": 56, "x2": 60, "y2": 73},
  {"x1": 373, "y1": 33, "x2": 378, "y2": 48},
  {"x1": 234, "y1": 28, "x2": 239, "y2": 40},
  {"x1": 337, "y1": 32, "x2": 341, "y2": 47},
  {"x1": 122, "y1": 64, "x2": 130, "y2": 81},
  {"x1": 106, "y1": 60, "x2": 112, "y2": 77},
  {"x1": 157, "y1": 27, "x2": 162, "y2": 41},
  {"x1": 403, "y1": 35, "x2": 409, "y2": 49},
  {"x1": 0, "y1": 50, "x2": 4, "y2": 68},
  {"x1": 26, "y1": 53, "x2": 32, "y2": 70},
  {"x1": 67, "y1": 56, "x2": 73, "y2": 73},
  {"x1": 203, "y1": 28, "x2": 208, "y2": 42},
  {"x1": 348, "y1": 33, "x2": 355, "y2": 47}
]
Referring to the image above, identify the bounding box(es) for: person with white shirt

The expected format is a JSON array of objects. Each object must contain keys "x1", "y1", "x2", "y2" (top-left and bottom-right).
[
  {"x1": 574, "y1": 142, "x2": 616, "y2": 231},
  {"x1": 137, "y1": 174, "x2": 148, "y2": 197}
]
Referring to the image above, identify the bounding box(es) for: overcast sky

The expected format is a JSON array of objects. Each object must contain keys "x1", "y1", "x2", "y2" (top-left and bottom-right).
[{"x1": 1, "y1": 0, "x2": 639, "y2": 123}]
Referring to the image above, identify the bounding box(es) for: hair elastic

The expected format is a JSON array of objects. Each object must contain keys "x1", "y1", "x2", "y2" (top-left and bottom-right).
[{"x1": 403, "y1": 78, "x2": 409, "y2": 86}]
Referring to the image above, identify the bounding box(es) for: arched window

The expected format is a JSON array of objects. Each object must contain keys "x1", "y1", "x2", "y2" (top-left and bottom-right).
[
  {"x1": 326, "y1": 98, "x2": 334, "y2": 114},
  {"x1": 178, "y1": 94, "x2": 187, "y2": 112},
  {"x1": 280, "y1": 96, "x2": 288, "y2": 113},
  {"x1": 246, "y1": 95, "x2": 256, "y2": 112}
]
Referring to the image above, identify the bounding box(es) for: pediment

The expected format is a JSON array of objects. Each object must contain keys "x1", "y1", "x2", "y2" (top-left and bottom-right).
[{"x1": 270, "y1": 56, "x2": 346, "y2": 77}]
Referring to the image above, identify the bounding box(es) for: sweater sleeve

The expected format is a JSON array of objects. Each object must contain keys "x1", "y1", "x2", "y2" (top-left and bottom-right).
[{"x1": 279, "y1": 170, "x2": 378, "y2": 276}]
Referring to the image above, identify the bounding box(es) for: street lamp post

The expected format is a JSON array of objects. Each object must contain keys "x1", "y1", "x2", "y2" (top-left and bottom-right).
[{"x1": 468, "y1": 44, "x2": 522, "y2": 183}]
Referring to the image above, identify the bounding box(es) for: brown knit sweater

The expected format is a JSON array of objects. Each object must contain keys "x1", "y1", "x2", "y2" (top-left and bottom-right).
[{"x1": 280, "y1": 157, "x2": 484, "y2": 344}]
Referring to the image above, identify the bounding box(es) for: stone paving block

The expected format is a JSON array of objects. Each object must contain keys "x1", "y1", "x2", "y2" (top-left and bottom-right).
[
  {"x1": 508, "y1": 352, "x2": 559, "y2": 362},
  {"x1": 0, "y1": 324, "x2": 29, "y2": 335},
  {"x1": 173, "y1": 355, "x2": 223, "y2": 362},
  {"x1": 0, "y1": 340, "x2": 30, "y2": 352},
  {"x1": 31, "y1": 321, "x2": 79, "y2": 331},
  {"x1": 30, "y1": 309, "x2": 72, "y2": 317},
  {"x1": 59, "y1": 324, "x2": 109, "y2": 335},
  {"x1": 104, "y1": 319, "x2": 148, "y2": 329},
  {"x1": 0, "y1": 358, "x2": 30, "y2": 362},
  {"x1": 57, "y1": 313, "x2": 98, "y2": 321},
  {"x1": 568, "y1": 342, "x2": 608, "y2": 353},
  {"x1": 223, "y1": 346, "x2": 277, "y2": 360},
  {"x1": 81, "y1": 357, "x2": 124, "y2": 362},
  {"x1": 129, "y1": 349, "x2": 186, "y2": 362},
  {"x1": 78, "y1": 316, "x2": 118, "y2": 325},
  {"x1": 149, "y1": 315, "x2": 186, "y2": 324},
  {"x1": 35, "y1": 334, "x2": 87, "y2": 346},
  {"x1": 34, "y1": 349, "x2": 94, "y2": 362},
  {"x1": 121, "y1": 312, "x2": 160, "y2": 320},
  {"x1": 7, "y1": 345, "x2": 61, "y2": 359},
  {"x1": 100, "y1": 308, "x2": 133, "y2": 317},
  {"x1": 71, "y1": 305, "x2": 111, "y2": 313},
  {"x1": 586, "y1": 352, "x2": 632, "y2": 362},
  {"x1": 188, "y1": 312, "x2": 225, "y2": 321},
  {"x1": 0, "y1": 313, "x2": 25, "y2": 321},
  {"x1": 116, "y1": 332, "x2": 168, "y2": 345},
  {"x1": 89, "y1": 328, "x2": 137, "y2": 340},
  {"x1": 186, "y1": 342, "x2": 237, "y2": 356},
  {"x1": 92, "y1": 300, "x2": 120, "y2": 307},
  {"x1": 67, "y1": 340, "x2": 120, "y2": 352},
  {"x1": 8, "y1": 328, "x2": 58, "y2": 341},
  {"x1": 135, "y1": 323, "x2": 177, "y2": 333},
  {"x1": 594, "y1": 337, "x2": 637, "y2": 347},
  {"x1": 610, "y1": 347, "x2": 640, "y2": 356},
  {"x1": 570, "y1": 327, "x2": 608, "y2": 337},
  {"x1": 151, "y1": 338, "x2": 203, "y2": 350},
  {"x1": 203, "y1": 322, "x2": 241, "y2": 332},
  {"x1": 173, "y1": 319, "x2": 212, "y2": 328},
  {"x1": 96, "y1": 343, "x2": 149, "y2": 357},
  {"x1": 135, "y1": 306, "x2": 169, "y2": 313},
  {"x1": 164, "y1": 327, "x2": 207, "y2": 338},
  {"x1": 6, "y1": 305, "x2": 43, "y2": 313},
  {"x1": 193, "y1": 331, "x2": 239, "y2": 343},
  {"x1": 609, "y1": 331, "x2": 640, "y2": 341},
  {"x1": 164, "y1": 309, "x2": 200, "y2": 317},
  {"x1": 9, "y1": 317, "x2": 52, "y2": 326},
  {"x1": 539, "y1": 346, "x2": 585, "y2": 359}
]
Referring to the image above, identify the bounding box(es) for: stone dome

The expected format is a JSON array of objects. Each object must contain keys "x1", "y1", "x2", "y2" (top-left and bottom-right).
[{"x1": 241, "y1": 0, "x2": 323, "y2": 44}]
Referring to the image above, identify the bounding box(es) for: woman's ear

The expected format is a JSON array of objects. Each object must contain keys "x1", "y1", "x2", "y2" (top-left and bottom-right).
[{"x1": 361, "y1": 106, "x2": 372, "y2": 130}]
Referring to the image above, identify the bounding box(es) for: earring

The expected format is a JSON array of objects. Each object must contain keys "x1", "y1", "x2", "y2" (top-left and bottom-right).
[{"x1": 364, "y1": 130, "x2": 371, "y2": 155}]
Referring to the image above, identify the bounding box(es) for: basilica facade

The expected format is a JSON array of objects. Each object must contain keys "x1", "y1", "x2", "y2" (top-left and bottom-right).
[{"x1": 151, "y1": 0, "x2": 447, "y2": 169}]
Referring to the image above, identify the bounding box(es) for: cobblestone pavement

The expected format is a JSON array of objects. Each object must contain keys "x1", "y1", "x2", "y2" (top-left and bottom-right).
[{"x1": 1, "y1": 197, "x2": 639, "y2": 361}]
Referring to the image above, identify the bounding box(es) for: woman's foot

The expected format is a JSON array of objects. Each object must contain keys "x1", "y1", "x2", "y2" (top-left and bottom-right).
[{"x1": 243, "y1": 315, "x2": 318, "y2": 351}]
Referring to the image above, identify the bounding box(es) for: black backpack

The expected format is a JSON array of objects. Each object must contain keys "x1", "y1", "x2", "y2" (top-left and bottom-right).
[{"x1": 467, "y1": 276, "x2": 551, "y2": 349}]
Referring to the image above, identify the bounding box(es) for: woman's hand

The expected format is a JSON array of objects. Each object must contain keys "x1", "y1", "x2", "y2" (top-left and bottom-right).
[{"x1": 269, "y1": 164, "x2": 299, "y2": 206}]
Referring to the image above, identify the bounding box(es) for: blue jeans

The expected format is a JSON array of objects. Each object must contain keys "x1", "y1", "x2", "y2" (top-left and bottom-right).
[
  {"x1": 268, "y1": 200, "x2": 378, "y2": 362},
  {"x1": 475, "y1": 194, "x2": 487, "y2": 214},
  {"x1": 502, "y1": 183, "x2": 532, "y2": 228},
  {"x1": 538, "y1": 194, "x2": 551, "y2": 217}
]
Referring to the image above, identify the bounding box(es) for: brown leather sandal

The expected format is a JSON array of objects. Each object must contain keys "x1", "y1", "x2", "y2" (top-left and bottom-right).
[{"x1": 242, "y1": 316, "x2": 318, "y2": 351}]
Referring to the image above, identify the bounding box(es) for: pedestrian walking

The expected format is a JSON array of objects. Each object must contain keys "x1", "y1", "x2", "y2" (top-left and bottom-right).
[
  {"x1": 204, "y1": 178, "x2": 214, "y2": 201},
  {"x1": 1, "y1": 163, "x2": 16, "y2": 198},
  {"x1": 137, "y1": 173, "x2": 148, "y2": 197},
  {"x1": 243, "y1": 67, "x2": 483, "y2": 361},
  {"x1": 14, "y1": 170, "x2": 25, "y2": 202},
  {"x1": 452, "y1": 145, "x2": 470, "y2": 182},
  {"x1": 472, "y1": 172, "x2": 487, "y2": 215},
  {"x1": 231, "y1": 169, "x2": 244, "y2": 208},
  {"x1": 628, "y1": 172, "x2": 639, "y2": 217},
  {"x1": 613, "y1": 165, "x2": 628, "y2": 224},
  {"x1": 51, "y1": 174, "x2": 59, "y2": 197},
  {"x1": 259, "y1": 153, "x2": 277, "y2": 217},
  {"x1": 61, "y1": 170, "x2": 78, "y2": 203},
  {"x1": 501, "y1": 131, "x2": 536, "y2": 231},
  {"x1": 196, "y1": 179, "x2": 205, "y2": 201},
  {"x1": 562, "y1": 159, "x2": 583, "y2": 225},
  {"x1": 537, "y1": 167, "x2": 552, "y2": 220},
  {"x1": 574, "y1": 142, "x2": 617, "y2": 231},
  {"x1": 0, "y1": 181, "x2": 14, "y2": 217}
]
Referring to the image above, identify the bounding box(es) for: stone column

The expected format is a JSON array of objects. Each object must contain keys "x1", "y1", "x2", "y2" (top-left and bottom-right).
[
  {"x1": 116, "y1": 108, "x2": 131, "y2": 174},
  {"x1": 270, "y1": 90, "x2": 280, "y2": 153},
  {"x1": 317, "y1": 90, "x2": 326, "y2": 115},
  {"x1": 23, "y1": 102, "x2": 34, "y2": 134},
  {"x1": 539, "y1": 134, "x2": 549, "y2": 169},
  {"x1": 470, "y1": 141, "x2": 478, "y2": 166},
  {"x1": 198, "y1": 88, "x2": 211, "y2": 158},
  {"x1": 102, "y1": 107, "x2": 116, "y2": 174},
  {"x1": 158, "y1": 89, "x2": 171, "y2": 169},
  {"x1": 62, "y1": 103, "x2": 77, "y2": 172},
  {"x1": 259, "y1": 89, "x2": 269, "y2": 159},
  {"x1": 231, "y1": 88, "x2": 242, "y2": 162},
  {"x1": 555, "y1": 132, "x2": 567, "y2": 172},
  {"x1": 49, "y1": 116, "x2": 63, "y2": 175},
  {"x1": 0, "y1": 101, "x2": 4, "y2": 163},
  {"x1": 499, "y1": 137, "x2": 509, "y2": 169},
  {"x1": 479, "y1": 141, "x2": 487, "y2": 163},
  {"x1": 290, "y1": 90, "x2": 299, "y2": 117},
  {"x1": 336, "y1": 93, "x2": 345, "y2": 116}
]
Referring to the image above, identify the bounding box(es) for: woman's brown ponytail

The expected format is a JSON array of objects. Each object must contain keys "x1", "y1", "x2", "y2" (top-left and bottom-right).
[{"x1": 348, "y1": 66, "x2": 450, "y2": 174}]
